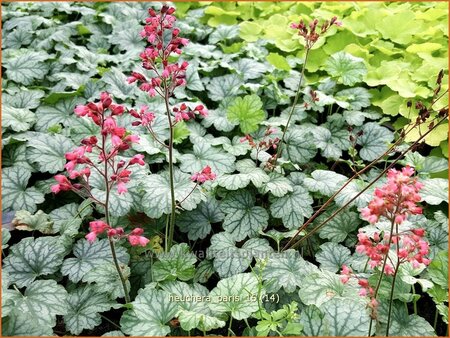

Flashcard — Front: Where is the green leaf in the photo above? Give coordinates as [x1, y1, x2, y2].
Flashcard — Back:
[3, 88, 44, 109]
[177, 197, 224, 240]
[317, 207, 360, 243]
[61, 239, 129, 283]
[12, 209, 54, 234]
[218, 159, 269, 190]
[35, 97, 81, 131]
[27, 132, 75, 173]
[64, 285, 117, 335]
[357, 123, 394, 161]
[335, 87, 372, 111]
[4, 51, 49, 85]
[270, 175, 313, 229]
[209, 273, 260, 320]
[49, 202, 92, 237]
[209, 232, 273, 278]
[378, 302, 436, 336]
[325, 52, 367, 86]
[2, 105, 36, 132]
[304, 170, 348, 196]
[3, 237, 65, 287]
[202, 97, 238, 132]
[2, 229, 11, 250]
[180, 142, 236, 174]
[260, 172, 293, 197]
[420, 179, 448, 205]
[321, 298, 370, 336]
[2, 166, 45, 213]
[209, 24, 239, 43]
[229, 58, 266, 81]
[152, 243, 197, 282]
[282, 128, 317, 164]
[207, 74, 244, 101]
[141, 169, 203, 219]
[227, 94, 265, 134]
[263, 250, 318, 293]
[102, 67, 138, 100]
[428, 250, 448, 289]
[220, 189, 269, 241]
[299, 305, 328, 336]
[194, 259, 215, 284]
[2, 310, 54, 336]
[316, 242, 352, 273]
[7, 279, 68, 327]
[120, 285, 178, 336]
[160, 281, 226, 332]
[267, 53, 291, 71]
[83, 263, 131, 299]
[299, 270, 357, 307]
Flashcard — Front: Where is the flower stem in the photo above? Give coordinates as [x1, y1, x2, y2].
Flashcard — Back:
[412, 284, 418, 315]
[386, 261, 401, 336]
[274, 48, 310, 167]
[102, 133, 130, 304]
[164, 85, 176, 252]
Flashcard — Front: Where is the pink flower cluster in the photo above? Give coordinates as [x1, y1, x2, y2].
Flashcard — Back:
[356, 229, 430, 274]
[173, 103, 208, 123]
[127, 5, 189, 97]
[85, 220, 149, 247]
[361, 166, 423, 225]
[191, 166, 216, 184]
[51, 92, 145, 196]
[340, 265, 379, 310]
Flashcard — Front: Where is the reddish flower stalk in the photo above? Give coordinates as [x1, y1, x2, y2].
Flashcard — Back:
[128, 5, 211, 251]
[51, 92, 150, 303]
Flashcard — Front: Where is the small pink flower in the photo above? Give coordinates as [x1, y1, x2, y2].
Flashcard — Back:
[191, 166, 216, 184]
[89, 220, 110, 234]
[128, 235, 150, 247]
[117, 182, 128, 194]
[130, 154, 145, 166]
[85, 232, 97, 243]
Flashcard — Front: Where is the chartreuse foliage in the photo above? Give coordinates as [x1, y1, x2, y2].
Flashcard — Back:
[1, 1, 448, 337]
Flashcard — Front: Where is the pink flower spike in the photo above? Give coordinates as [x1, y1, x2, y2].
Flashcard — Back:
[117, 182, 128, 195]
[131, 228, 144, 236]
[89, 220, 110, 234]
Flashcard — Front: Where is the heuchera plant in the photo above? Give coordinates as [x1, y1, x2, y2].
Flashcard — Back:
[340, 166, 430, 335]
[127, 5, 214, 251]
[51, 92, 149, 303]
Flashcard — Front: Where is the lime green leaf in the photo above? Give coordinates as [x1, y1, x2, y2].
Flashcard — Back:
[7, 279, 68, 327]
[142, 169, 203, 219]
[61, 239, 129, 283]
[202, 97, 238, 132]
[375, 11, 423, 44]
[2, 105, 36, 132]
[239, 21, 262, 42]
[209, 273, 260, 320]
[325, 52, 367, 86]
[27, 132, 75, 173]
[267, 53, 290, 71]
[177, 197, 224, 240]
[209, 232, 272, 277]
[220, 189, 269, 241]
[64, 285, 117, 335]
[227, 94, 265, 134]
[263, 250, 318, 293]
[152, 243, 197, 282]
[173, 121, 191, 144]
[120, 285, 178, 336]
[3, 236, 65, 287]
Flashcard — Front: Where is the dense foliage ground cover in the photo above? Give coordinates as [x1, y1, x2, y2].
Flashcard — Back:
[1, 1, 449, 337]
